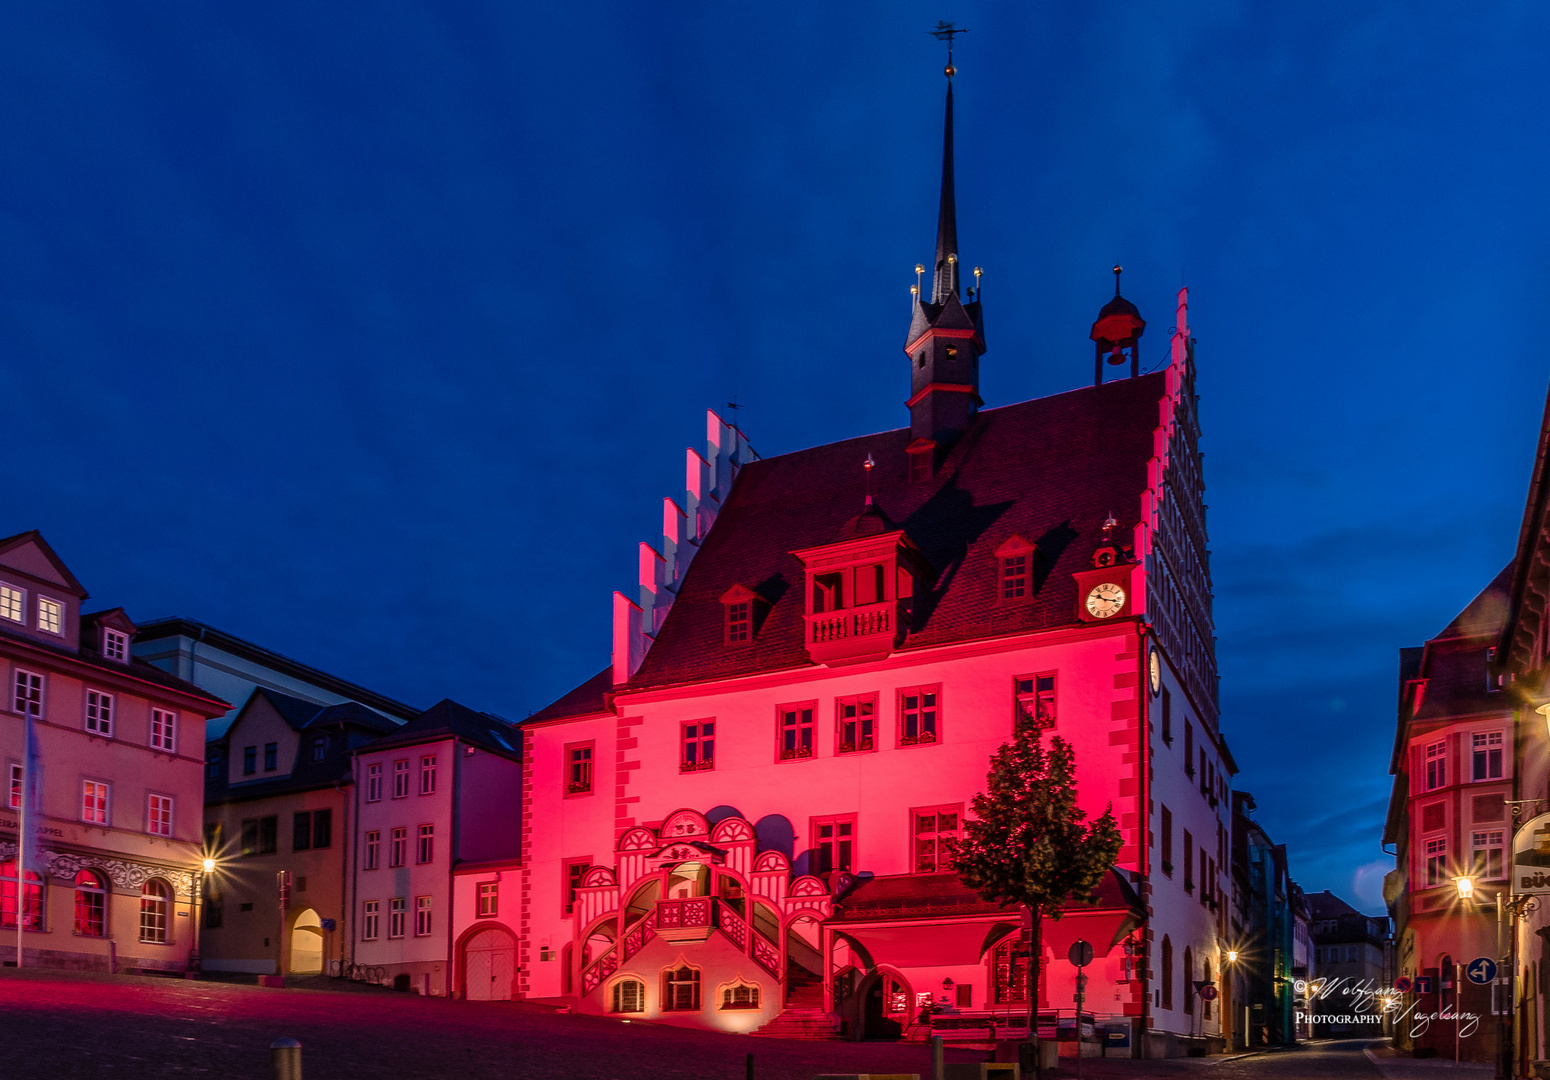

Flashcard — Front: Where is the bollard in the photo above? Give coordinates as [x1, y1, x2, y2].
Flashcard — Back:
[746, 1052, 754, 1080]
[931, 1034, 944, 1080]
[271, 1037, 302, 1080]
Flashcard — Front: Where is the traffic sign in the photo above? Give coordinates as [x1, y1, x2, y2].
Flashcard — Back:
[1414, 976, 1434, 994]
[1068, 939, 1094, 967]
[1394, 977, 1413, 993]
[1199, 984, 1219, 1001]
[1466, 957, 1498, 985]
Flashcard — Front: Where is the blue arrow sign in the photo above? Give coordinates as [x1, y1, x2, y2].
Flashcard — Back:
[1466, 957, 1498, 985]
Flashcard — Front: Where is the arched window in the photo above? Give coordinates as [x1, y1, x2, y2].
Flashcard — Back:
[1183, 946, 1195, 1015]
[74, 869, 108, 937]
[611, 978, 645, 1013]
[663, 965, 701, 1011]
[1160, 936, 1174, 1010]
[720, 981, 760, 1010]
[0, 859, 43, 931]
[140, 879, 170, 943]
[991, 937, 1029, 1004]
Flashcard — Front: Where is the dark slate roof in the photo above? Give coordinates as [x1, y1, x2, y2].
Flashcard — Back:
[1435, 563, 1514, 641]
[1307, 890, 1361, 920]
[208, 694, 404, 804]
[364, 698, 522, 759]
[529, 667, 612, 724]
[629, 375, 1166, 690]
[0, 623, 228, 711]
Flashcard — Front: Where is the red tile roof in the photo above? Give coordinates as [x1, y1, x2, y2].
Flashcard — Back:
[628, 374, 1166, 690]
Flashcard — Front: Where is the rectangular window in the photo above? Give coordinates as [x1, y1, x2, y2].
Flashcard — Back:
[1183, 830, 1194, 892]
[293, 812, 313, 852]
[0, 583, 22, 624]
[312, 808, 331, 849]
[1001, 553, 1030, 600]
[1422, 802, 1446, 832]
[2, 859, 44, 931]
[1160, 805, 1173, 875]
[899, 686, 940, 746]
[681, 721, 714, 772]
[1014, 674, 1056, 728]
[388, 897, 406, 939]
[390, 827, 407, 867]
[1425, 740, 1447, 790]
[813, 815, 856, 874]
[417, 824, 434, 864]
[1161, 686, 1172, 743]
[149, 709, 176, 753]
[258, 815, 277, 854]
[1426, 837, 1447, 886]
[103, 628, 129, 662]
[1487, 646, 1503, 692]
[913, 804, 963, 873]
[1473, 830, 1505, 879]
[478, 882, 499, 918]
[726, 601, 751, 644]
[82, 780, 110, 825]
[37, 597, 62, 635]
[85, 690, 113, 736]
[243, 746, 257, 775]
[148, 793, 174, 837]
[12, 670, 42, 719]
[564, 860, 591, 915]
[1472, 732, 1504, 781]
[365, 830, 381, 870]
[366, 763, 383, 802]
[1185, 722, 1194, 775]
[241, 818, 259, 857]
[393, 759, 410, 798]
[836, 695, 876, 753]
[778, 703, 816, 760]
[567, 743, 593, 794]
[418, 754, 437, 794]
[362, 900, 380, 940]
[311, 736, 327, 762]
[415, 895, 432, 937]
[263, 743, 278, 771]
[8, 762, 20, 810]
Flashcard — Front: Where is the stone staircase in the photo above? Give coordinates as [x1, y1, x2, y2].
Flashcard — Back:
[751, 966, 838, 1040]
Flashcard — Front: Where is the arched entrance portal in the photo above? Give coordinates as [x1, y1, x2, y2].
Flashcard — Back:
[289, 909, 324, 974]
[463, 927, 517, 1000]
[858, 969, 912, 1040]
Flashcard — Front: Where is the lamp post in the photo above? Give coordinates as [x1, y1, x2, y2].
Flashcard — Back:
[1456, 875, 1537, 1079]
[191, 855, 215, 971]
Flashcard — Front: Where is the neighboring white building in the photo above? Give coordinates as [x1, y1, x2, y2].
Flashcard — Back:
[351, 699, 522, 995]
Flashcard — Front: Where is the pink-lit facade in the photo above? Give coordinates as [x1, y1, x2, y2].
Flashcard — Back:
[517, 266, 1233, 1053]
[0, 531, 228, 973]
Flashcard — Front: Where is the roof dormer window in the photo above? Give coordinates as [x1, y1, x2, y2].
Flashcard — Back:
[995, 536, 1038, 603]
[37, 597, 62, 636]
[792, 516, 929, 665]
[102, 628, 128, 663]
[720, 584, 766, 646]
[0, 583, 23, 624]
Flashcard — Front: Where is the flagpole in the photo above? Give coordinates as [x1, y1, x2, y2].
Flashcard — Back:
[16, 712, 28, 969]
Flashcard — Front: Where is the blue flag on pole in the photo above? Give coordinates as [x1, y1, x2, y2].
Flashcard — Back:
[23, 711, 43, 869]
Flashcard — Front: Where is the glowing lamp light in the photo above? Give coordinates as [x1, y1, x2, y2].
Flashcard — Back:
[1227, 950, 1239, 964]
[1536, 701, 1550, 740]
[1455, 876, 1475, 900]
[202, 858, 216, 874]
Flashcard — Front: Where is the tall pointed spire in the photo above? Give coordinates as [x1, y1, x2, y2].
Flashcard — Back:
[932, 80, 959, 304]
[903, 23, 985, 460]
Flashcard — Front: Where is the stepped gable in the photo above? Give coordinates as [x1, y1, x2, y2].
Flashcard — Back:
[628, 372, 1165, 690]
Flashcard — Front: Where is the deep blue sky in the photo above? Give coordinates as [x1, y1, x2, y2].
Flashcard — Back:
[5, 3, 1547, 912]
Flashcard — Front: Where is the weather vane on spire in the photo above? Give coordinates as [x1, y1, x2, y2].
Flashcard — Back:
[929, 21, 967, 78]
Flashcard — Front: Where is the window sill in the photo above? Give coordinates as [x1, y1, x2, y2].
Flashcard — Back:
[680, 760, 715, 774]
[836, 743, 877, 755]
[777, 748, 816, 763]
[900, 733, 939, 748]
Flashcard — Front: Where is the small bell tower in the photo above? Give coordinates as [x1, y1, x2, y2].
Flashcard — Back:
[903, 24, 986, 471]
[1090, 266, 1146, 385]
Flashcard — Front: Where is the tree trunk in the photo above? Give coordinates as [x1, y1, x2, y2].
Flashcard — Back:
[1027, 904, 1043, 1080]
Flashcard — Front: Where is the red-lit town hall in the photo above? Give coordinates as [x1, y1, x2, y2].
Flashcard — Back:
[510, 71, 1234, 1055]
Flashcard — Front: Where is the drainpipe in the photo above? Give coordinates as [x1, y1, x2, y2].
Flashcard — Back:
[1136, 621, 1153, 1060]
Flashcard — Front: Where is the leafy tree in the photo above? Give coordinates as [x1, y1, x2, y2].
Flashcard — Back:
[953, 716, 1122, 1063]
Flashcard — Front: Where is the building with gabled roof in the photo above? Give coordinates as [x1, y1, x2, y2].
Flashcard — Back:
[0, 530, 229, 974]
[515, 66, 1229, 1057]
[199, 688, 400, 976]
[1385, 565, 1514, 1060]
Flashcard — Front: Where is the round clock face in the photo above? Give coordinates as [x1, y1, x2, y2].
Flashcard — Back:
[1085, 581, 1126, 619]
[1149, 650, 1162, 694]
